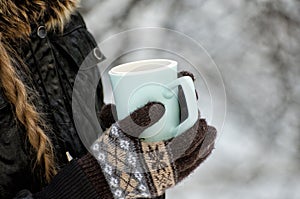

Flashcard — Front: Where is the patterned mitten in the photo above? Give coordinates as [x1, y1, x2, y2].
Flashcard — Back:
[92, 102, 216, 199]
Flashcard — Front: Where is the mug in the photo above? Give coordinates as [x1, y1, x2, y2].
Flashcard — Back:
[108, 59, 198, 142]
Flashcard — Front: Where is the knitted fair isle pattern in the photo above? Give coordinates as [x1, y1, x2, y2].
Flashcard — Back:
[91, 123, 176, 199]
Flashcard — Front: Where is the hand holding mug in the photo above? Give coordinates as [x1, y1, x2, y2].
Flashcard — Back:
[93, 102, 216, 198]
[92, 70, 217, 198]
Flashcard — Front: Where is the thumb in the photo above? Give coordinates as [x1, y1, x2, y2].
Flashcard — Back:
[118, 102, 165, 138]
[98, 104, 117, 130]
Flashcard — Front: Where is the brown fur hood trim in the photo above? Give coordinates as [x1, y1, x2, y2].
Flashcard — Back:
[0, 0, 80, 42]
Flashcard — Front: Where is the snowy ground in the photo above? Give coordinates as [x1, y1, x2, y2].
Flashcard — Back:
[80, 0, 300, 198]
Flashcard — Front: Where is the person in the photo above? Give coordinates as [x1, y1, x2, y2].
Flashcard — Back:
[0, 0, 216, 198]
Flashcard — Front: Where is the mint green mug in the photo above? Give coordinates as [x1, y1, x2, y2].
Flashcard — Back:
[108, 59, 198, 142]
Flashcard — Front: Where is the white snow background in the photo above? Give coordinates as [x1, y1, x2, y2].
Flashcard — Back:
[80, 1, 300, 198]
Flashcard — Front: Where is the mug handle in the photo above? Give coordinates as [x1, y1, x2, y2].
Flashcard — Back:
[166, 76, 198, 137]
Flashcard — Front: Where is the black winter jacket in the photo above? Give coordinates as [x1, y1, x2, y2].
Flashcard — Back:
[0, 2, 165, 198]
[0, 12, 105, 198]
[0, 9, 165, 199]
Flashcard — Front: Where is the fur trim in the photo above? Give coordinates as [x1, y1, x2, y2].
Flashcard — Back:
[0, 0, 80, 42]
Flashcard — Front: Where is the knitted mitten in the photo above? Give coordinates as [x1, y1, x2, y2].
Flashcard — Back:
[92, 87, 216, 198]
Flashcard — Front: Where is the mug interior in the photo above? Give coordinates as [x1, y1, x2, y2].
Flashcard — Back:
[110, 59, 176, 74]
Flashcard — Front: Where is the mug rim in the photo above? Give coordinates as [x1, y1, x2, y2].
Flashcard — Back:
[109, 59, 177, 76]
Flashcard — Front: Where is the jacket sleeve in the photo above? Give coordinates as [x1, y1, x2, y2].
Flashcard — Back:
[14, 154, 112, 199]
[14, 154, 166, 199]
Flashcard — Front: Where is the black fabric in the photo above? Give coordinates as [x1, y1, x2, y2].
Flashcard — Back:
[0, 12, 105, 198]
[13, 190, 33, 199]
[33, 160, 100, 199]
[13, 189, 33, 199]
[20, 12, 105, 161]
[77, 153, 114, 198]
[0, 95, 33, 198]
